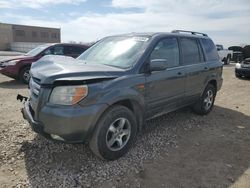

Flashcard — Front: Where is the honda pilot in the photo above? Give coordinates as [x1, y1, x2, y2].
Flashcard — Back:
[21, 30, 223, 160]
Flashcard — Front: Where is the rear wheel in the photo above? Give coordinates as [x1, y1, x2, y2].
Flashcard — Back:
[224, 55, 231, 65]
[19, 67, 31, 84]
[192, 84, 216, 115]
[89, 105, 137, 160]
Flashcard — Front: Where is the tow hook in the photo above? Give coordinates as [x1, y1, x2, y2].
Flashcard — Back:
[17, 94, 28, 102]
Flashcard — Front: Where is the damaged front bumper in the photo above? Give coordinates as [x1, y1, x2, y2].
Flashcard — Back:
[20, 94, 109, 143]
[17, 94, 28, 102]
[21, 99, 52, 140]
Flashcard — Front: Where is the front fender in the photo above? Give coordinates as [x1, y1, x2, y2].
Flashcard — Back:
[98, 87, 145, 108]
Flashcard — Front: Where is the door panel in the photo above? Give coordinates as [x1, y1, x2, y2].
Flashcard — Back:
[145, 67, 185, 118]
[179, 38, 208, 105]
[184, 63, 208, 103]
[144, 37, 185, 118]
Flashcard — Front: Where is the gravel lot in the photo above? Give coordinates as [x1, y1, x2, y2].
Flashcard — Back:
[0, 60, 250, 188]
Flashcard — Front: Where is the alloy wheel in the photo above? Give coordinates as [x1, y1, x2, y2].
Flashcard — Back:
[106, 118, 131, 151]
[204, 90, 214, 110]
[23, 70, 30, 83]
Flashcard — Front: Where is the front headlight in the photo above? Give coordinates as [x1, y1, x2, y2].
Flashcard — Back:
[2, 60, 19, 66]
[235, 63, 241, 69]
[49, 85, 88, 105]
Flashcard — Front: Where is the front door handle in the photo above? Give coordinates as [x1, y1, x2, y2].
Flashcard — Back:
[177, 72, 182, 75]
[204, 67, 208, 70]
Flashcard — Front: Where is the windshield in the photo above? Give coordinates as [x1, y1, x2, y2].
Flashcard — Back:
[78, 36, 149, 69]
[25, 45, 50, 56]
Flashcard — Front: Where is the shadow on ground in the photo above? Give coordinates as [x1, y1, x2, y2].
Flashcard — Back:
[237, 76, 250, 81]
[0, 79, 27, 89]
[20, 105, 250, 187]
[126, 106, 250, 188]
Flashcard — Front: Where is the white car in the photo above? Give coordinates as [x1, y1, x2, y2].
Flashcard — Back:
[216, 44, 233, 65]
[235, 58, 250, 78]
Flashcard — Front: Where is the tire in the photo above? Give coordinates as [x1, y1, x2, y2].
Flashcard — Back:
[89, 105, 137, 160]
[19, 67, 31, 84]
[192, 84, 216, 115]
[224, 55, 231, 65]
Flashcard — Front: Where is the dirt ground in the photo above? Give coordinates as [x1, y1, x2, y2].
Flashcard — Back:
[0, 62, 249, 188]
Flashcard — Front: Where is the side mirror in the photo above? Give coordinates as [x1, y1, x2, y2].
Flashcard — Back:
[150, 59, 168, 72]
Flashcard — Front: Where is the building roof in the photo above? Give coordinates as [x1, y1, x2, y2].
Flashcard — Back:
[0, 22, 60, 30]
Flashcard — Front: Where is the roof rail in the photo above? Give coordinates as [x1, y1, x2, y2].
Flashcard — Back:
[171, 30, 208, 37]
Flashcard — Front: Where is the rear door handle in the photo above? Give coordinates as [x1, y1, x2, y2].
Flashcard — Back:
[204, 67, 208, 70]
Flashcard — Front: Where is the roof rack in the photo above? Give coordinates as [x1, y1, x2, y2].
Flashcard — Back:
[171, 30, 208, 37]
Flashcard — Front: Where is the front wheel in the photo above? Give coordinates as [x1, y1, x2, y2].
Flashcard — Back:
[19, 67, 31, 84]
[192, 84, 216, 115]
[89, 105, 137, 160]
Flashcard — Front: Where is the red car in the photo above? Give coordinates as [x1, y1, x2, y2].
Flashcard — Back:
[0, 43, 89, 84]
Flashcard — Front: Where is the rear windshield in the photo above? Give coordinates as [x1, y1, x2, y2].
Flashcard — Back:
[78, 36, 149, 69]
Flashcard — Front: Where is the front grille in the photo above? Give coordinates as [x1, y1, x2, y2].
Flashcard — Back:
[29, 77, 41, 98]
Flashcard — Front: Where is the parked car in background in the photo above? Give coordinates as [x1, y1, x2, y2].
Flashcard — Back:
[235, 58, 250, 78]
[21, 30, 223, 160]
[216, 44, 233, 65]
[243, 45, 250, 59]
[0, 43, 89, 83]
[228, 46, 244, 63]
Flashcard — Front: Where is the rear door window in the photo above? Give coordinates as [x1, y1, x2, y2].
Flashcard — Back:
[44, 46, 64, 55]
[180, 38, 201, 65]
[150, 38, 180, 68]
[201, 39, 219, 61]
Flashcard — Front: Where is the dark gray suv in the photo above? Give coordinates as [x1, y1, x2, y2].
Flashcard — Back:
[22, 30, 223, 160]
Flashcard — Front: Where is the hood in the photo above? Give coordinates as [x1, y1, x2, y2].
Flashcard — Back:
[30, 55, 125, 84]
[0, 55, 34, 62]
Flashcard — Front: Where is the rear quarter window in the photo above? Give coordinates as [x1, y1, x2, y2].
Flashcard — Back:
[201, 39, 219, 61]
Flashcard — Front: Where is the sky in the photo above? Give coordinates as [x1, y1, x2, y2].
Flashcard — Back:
[0, 0, 250, 47]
